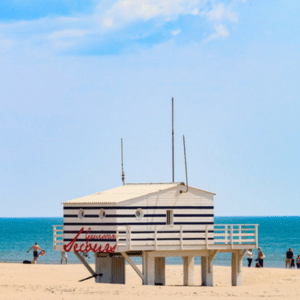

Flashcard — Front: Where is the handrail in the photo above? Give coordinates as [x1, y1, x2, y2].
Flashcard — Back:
[214, 224, 259, 226]
[53, 223, 258, 252]
[53, 225, 64, 250]
[116, 224, 258, 250]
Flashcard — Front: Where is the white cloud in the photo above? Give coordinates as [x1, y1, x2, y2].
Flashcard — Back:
[201, 2, 240, 43]
[0, 0, 244, 54]
[205, 24, 229, 42]
[98, 0, 203, 28]
[171, 29, 181, 36]
[206, 3, 238, 23]
[191, 8, 199, 15]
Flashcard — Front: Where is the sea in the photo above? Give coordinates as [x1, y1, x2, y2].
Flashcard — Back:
[0, 216, 299, 268]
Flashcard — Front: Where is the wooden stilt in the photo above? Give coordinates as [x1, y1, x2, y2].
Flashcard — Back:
[142, 251, 147, 285]
[231, 250, 246, 286]
[201, 256, 208, 286]
[145, 253, 155, 285]
[95, 255, 111, 283]
[182, 256, 194, 286]
[94, 254, 125, 284]
[201, 251, 217, 287]
[155, 257, 165, 285]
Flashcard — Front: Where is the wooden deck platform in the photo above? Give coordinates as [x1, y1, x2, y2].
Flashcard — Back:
[53, 223, 258, 287]
[53, 224, 258, 252]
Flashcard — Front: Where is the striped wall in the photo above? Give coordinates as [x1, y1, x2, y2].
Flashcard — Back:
[63, 186, 215, 251]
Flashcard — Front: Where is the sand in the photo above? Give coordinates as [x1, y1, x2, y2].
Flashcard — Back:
[0, 263, 299, 300]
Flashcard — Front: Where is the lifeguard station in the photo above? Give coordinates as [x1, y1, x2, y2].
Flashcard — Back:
[53, 98, 258, 286]
[53, 182, 258, 286]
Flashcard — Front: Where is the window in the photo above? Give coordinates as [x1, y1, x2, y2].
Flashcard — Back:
[166, 210, 173, 225]
[135, 208, 143, 219]
[78, 209, 84, 219]
[99, 209, 106, 219]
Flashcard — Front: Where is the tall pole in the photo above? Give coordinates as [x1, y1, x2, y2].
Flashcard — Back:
[121, 138, 125, 185]
[183, 135, 188, 191]
[172, 97, 175, 182]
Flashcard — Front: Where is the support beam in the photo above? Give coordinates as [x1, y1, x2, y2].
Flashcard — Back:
[74, 252, 103, 282]
[145, 253, 155, 285]
[239, 249, 247, 259]
[201, 256, 209, 286]
[155, 257, 165, 285]
[74, 252, 97, 277]
[182, 256, 194, 286]
[95, 254, 125, 284]
[208, 250, 218, 273]
[201, 251, 218, 287]
[121, 252, 144, 281]
[231, 250, 245, 286]
[142, 251, 147, 285]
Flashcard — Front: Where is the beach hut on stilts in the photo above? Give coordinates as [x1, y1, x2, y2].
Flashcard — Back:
[53, 98, 258, 286]
[53, 183, 258, 286]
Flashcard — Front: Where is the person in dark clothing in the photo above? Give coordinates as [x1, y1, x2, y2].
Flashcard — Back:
[286, 248, 293, 268]
[257, 247, 265, 267]
[27, 242, 44, 264]
[291, 257, 295, 268]
[296, 255, 300, 269]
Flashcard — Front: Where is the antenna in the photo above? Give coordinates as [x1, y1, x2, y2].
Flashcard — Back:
[121, 138, 125, 185]
[172, 97, 175, 182]
[182, 135, 188, 192]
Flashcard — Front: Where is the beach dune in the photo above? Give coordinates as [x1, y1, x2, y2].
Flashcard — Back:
[1, 263, 299, 299]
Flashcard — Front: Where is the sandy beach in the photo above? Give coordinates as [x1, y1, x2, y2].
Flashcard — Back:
[1, 263, 299, 300]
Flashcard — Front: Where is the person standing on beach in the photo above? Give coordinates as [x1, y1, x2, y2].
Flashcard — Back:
[291, 256, 295, 269]
[286, 248, 293, 268]
[296, 255, 300, 269]
[27, 242, 44, 264]
[61, 251, 68, 264]
[247, 249, 254, 267]
[257, 247, 265, 267]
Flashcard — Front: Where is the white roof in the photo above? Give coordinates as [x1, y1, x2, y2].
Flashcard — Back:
[63, 183, 180, 205]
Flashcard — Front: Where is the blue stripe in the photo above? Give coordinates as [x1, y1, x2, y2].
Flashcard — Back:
[64, 206, 214, 210]
[64, 222, 214, 226]
[63, 213, 214, 218]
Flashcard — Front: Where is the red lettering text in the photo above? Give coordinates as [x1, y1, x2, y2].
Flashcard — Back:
[64, 227, 116, 253]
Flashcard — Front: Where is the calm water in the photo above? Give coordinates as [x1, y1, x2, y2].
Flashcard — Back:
[0, 216, 299, 268]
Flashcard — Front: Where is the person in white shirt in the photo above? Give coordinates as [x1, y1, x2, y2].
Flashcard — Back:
[247, 249, 254, 267]
[61, 251, 68, 264]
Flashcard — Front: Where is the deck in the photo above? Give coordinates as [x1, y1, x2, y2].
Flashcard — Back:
[53, 224, 258, 252]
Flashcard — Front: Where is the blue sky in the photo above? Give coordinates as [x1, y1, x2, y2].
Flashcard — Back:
[1, 0, 300, 217]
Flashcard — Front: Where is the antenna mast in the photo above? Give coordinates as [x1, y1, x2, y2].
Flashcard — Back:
[183, 135, 188, 192]
[121, 138, 125, 185]
[172, 97, 175, 182]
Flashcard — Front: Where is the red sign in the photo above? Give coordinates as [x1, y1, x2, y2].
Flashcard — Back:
[64, 227, 117, 253]
[85, 227, 116, 240]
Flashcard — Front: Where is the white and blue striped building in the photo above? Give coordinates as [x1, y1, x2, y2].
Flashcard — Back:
[53, 182, 258, 286]
[62, 182, 215, 251]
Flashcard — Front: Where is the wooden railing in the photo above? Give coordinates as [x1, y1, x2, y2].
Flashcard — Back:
[116, 224, 258, 250]
[52, 225, 64, 251]
[53, 224, 258, 252]
[213, 224, 258, 247]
